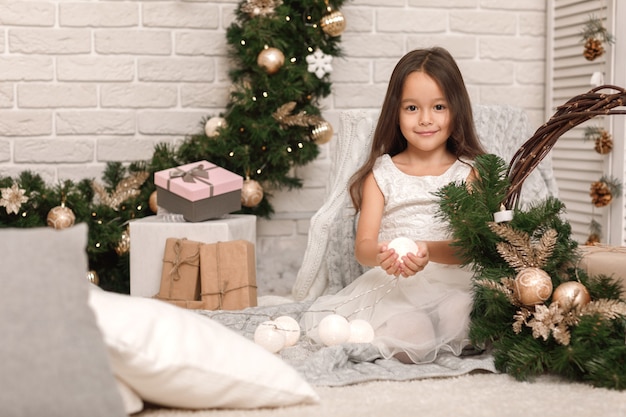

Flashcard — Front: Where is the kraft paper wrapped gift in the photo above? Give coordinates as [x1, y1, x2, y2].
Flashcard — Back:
[159, 299, 206, 310]
[578, 244, 626, 287]
[129, 214, 256, 298]
[200, 240, 257, 310]
[157, 237, 203, 302]
[154, 160, 243, 222]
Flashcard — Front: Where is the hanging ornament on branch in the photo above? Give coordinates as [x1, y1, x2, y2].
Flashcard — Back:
[115, 225, 131, 256]
[204, 116, 227, 138]
[91, 171, 149, 211]
[551, 281, 591, 309]
[241, 177, 264, 208]
[0, 182, 28, 215]
[581, 15, 614, 61]
[272, 101, 334, 144]
[320, 0, 346, 37]
[583, 125, 613, 154]
[257, 46, 285, 75]
[240, 0, 282, 18]
[478, 224, 623, 347]
[47, 198, 75, 230]
[149, 190, 158, 213]
[306, 48, 333, 79]
[272, 101, 320, 128]
[229, 79, 253, 105]
[589, 175, 622, 208]
[310, 118, 334, 144]
[86, 270, 99, 286]
[485, 222, 557, 306]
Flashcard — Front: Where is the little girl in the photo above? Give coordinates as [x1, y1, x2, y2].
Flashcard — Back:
[303, 47, 486, 364]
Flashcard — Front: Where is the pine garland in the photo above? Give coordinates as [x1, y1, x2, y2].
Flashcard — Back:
[436, 89, 626, 388]
[439, 157, 626, 388]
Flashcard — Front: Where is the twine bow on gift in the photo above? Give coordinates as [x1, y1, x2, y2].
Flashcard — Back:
[202, 281, 257, 310]
[166, 238, 200, 298]
[169, 164, 210, 183]
[201, 242, 257, 310]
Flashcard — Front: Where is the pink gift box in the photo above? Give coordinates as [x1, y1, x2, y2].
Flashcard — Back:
[155, 161, 242, 201]
[154, 161, 243, 222]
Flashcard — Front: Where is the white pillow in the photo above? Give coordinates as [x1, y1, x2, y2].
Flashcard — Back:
[114, 377, 143, 415]
[88, 287, 319, 410]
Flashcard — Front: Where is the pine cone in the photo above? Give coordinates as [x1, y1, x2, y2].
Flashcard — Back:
[585, 233, 601, 246]
[590, 181, 612, 207]
[594, 130, 613, 154]
[583, 37, 604, 61]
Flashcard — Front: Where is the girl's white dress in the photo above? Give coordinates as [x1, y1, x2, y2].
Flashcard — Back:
[303, 154, 475, 363]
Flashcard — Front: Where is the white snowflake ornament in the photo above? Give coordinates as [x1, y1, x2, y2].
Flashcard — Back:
[0, 183, 28, 215]
[306, 48, 333, 79]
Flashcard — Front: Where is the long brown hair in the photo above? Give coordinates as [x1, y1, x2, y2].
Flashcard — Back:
[349, 47, 485, 212]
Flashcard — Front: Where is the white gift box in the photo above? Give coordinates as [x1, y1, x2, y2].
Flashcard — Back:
[129, 214, 256, 297]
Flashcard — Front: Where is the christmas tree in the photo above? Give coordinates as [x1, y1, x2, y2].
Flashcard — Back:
[0, 0, 347, 292]
[178, 0, 346, 217]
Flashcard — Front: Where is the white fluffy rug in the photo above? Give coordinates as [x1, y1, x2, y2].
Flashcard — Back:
[136, 372, 626, 417]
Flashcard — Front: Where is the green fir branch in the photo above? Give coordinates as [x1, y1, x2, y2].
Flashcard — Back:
[438, 151, 626, 390]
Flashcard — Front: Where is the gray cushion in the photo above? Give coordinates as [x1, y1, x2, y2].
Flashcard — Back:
[0, 224, 126, 417]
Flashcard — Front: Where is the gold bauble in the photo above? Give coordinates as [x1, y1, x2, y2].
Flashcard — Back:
[514, 267, 553, 306]
[86, 270, 99, 286]
[204, 116, 227, 138]
[115, 227, 131, 256]
[311, 119, 334, 144]
[241, 178, 264, 208]
[149, 190, 158, 213]
[47, 203, 76, 230]
[552, 281, 591, 308]
[257, 47, 285, 75]
[320, 9, 346, 37]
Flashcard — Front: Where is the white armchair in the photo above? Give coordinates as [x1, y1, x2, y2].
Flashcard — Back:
[292, 105, 559, 301]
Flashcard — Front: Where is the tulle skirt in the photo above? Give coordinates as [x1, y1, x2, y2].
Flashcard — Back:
[301, 263, 474, 364]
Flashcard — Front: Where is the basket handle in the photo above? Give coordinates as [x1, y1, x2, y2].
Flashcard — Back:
[504, 85, 626, 209]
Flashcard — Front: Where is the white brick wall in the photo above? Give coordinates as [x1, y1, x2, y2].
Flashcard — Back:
[0, 0, 547, 296]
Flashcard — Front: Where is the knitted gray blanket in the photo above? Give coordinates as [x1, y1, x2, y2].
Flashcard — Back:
[198, 302, 496, 387]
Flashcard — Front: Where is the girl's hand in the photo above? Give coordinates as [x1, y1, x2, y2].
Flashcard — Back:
[376, 242, 403, 276]
[398, 241, 429, 277]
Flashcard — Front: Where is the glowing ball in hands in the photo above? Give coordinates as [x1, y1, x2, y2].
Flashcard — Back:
[388, 237, 419, 260]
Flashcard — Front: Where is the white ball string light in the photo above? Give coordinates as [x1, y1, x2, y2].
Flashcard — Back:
[304, 275, 400, 347]
[220, 237, 420, 350]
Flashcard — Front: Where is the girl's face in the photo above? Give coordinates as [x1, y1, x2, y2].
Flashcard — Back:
[398, 71, 451, 155]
